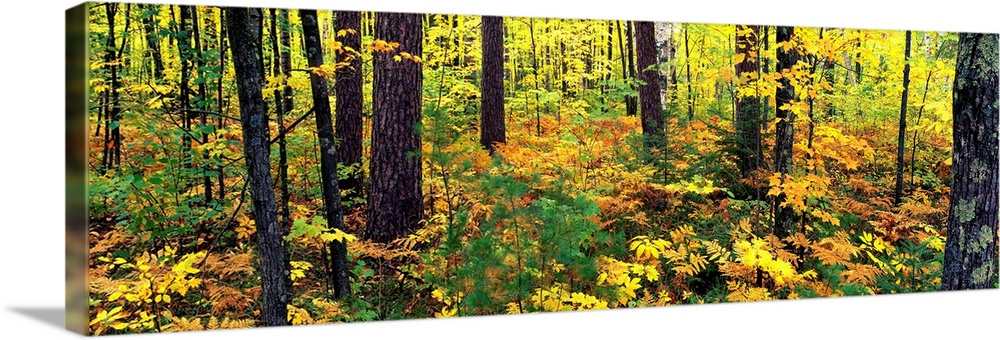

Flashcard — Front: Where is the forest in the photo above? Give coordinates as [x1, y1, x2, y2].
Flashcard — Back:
[83, 2, 999, 334]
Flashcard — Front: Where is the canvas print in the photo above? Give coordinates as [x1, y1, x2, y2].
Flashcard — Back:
[72, 1, 999, 335]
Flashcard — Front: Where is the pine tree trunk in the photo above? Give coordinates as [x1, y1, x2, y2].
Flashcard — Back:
[335, 10, 364, 203]
[635, 21, 663, 150]
[224, 6, 289, 326]
[941, 33, 999, 291]
[368, 12, 424, 244]
[480, 15, 506, 153]
[772, 26, 799, 240]
[301, 9, 352, 299]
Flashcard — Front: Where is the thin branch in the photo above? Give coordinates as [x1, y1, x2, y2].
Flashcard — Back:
[221, 107, 317, 168]
[198, 176, 250, 274]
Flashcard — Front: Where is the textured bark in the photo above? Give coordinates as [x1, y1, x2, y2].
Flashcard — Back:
[529, 18, 541, 135]
[941, 33, 999, 291]
[735, 25, 763, 180]
[635, 21, 663, 149]
[141, 4, 164, 79]
[842, 29, 855, 86]
[625, 21, 638, 117]
[225, 7, 289, 326]
[654, 22, 676, 104]
[216, 8, 227, 200]
[301, 9, 351, 299]
[270, 8, 290, 233]
[179, 6, 193, 170]
[368, 12, 424, 243]
[335, 10, 364, 202]
[604, 20, 613, 99]
[772, 26, 799, 240]
[684, 25, 694, 121]
[480, 15, 506, 153]
[193, 7, 213, 203]
[894, 31, 912, 206]
[101, 3, 120, 174]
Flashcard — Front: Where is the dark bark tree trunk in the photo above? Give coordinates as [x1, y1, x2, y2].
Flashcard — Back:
[368, 12, 424, 243]
[249, 9, 265, 87]
[761, 26, 770, 124]
[100, 3, 119, 174]
[604, 20, 613, 101]
[772, 26, 799, 240]
[193, 7, 213, 203]
[635, 21, 664, 150]
[335, 10, 364, 203]
[684, 25, 694, 121]
[941, 33, 999, 291]
[480, 15, 506, 154]
[894, 31, 912, 206]
[625, 20, 638, 117]
[141, 4, 164, 79]
[269, 8, 291, 234]
[118, 4, 132, 78]
[179, 6, 193, 170]
[529, 18, 542, 135]
[216, 8, 227, 200]
[735, 25, 763, 180]
[224, 6, 289, 327]
[616, 21, 627, 112]
[301, 9, 352, 299]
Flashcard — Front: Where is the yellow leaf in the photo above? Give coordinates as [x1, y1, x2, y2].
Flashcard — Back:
[734, 53, 746, 65]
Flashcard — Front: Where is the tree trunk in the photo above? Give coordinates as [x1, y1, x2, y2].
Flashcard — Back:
[368, 12, 424, 243]
[480, 15, 506, 153]
[216, 8, 227, 201]
[269, 9, 291, 234]
[894, 31, 912, 206]
[224, 6, 289, 326]
[179, 6, 193, 170]
[604, 20, 613, 101]
[529, 18, 541, 135]
[193, 7, 213, 204]
[772, 26, 799, 240]
[941, 33, 999, 291]
[655, 22, 675, 105]
[842, 29, 855, 87]
[101, 3, 119, 174]
[684, 25, 694, 121]
[635, 21, 664, 150]
[335, 11, 364, 203]
[625, 21, 638, 117]
[141, 4, 164, 79]
[301, 9, 352, 299]
[735, 25, 763, 180]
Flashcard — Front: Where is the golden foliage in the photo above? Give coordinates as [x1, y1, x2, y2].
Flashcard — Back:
[205, 281, 251, 314]
[810, 231, 860, 266]
[202, 251, 255, 281]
